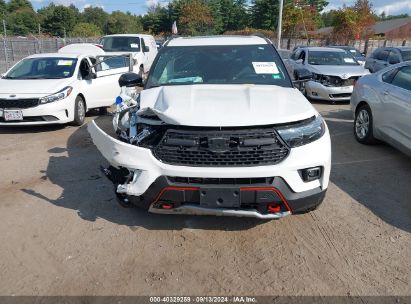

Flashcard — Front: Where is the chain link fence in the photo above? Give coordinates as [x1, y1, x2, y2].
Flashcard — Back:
[1, 36, 411, 74]
[0, 37, 99, 73]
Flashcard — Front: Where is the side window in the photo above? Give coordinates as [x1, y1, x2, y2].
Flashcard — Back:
[95, 56, 128, 71]
[377, 49, 389, 61]
[382, 68, 398, 83]
[371, 49, 380, 59]
[388, 51, 400, 64]
[391, 66, 411, 91]
[78, 59, 90, 79]
[291, 49, 301, 61]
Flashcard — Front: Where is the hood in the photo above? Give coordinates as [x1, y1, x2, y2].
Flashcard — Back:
[139, 84, 317, 127]
[0, 78, 74, 96]
[309, 64, 369, 78]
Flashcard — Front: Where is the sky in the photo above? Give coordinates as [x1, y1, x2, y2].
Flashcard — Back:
[29, 0, 411, 16]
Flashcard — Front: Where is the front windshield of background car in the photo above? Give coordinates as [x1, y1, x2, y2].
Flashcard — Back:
[308, 50, 359, 66]
[347, 48, 363, 57]
[100, 36, 140, 52]
[4, 57, 77, 79]
[400, 50, 411, 61]
[146, 45, 292, 88]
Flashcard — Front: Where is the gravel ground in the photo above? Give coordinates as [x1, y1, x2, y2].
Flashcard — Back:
[0, 102, 410, 297]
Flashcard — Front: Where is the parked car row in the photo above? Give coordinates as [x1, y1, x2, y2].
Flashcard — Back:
[0, 35, 409, 220]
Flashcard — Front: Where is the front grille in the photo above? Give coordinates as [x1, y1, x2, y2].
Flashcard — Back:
[0, 98, 39, 109]
[329, 93, 352, 98]
[167, 176, 275, 185]
[153, 127, 289, 167]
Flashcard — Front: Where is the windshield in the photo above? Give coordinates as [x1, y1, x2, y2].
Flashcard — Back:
[5, 57, 77, 79]
[308, 51, 359, 66]
[146, 45, 292, 89]
[100, 36, 140, 52]
[401, 50, 411, 61]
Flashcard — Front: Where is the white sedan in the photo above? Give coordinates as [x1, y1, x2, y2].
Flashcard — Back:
[0, 51, 129, 126]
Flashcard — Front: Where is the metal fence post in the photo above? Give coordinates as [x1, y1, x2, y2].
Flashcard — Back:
[3, 38, 8, 70]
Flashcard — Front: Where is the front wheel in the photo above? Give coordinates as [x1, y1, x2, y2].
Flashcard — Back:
[354, 104, 377, 144]
[71, 96, 86, 126]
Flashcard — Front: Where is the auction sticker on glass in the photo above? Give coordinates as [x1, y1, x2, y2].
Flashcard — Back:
[252, 62, 279, 74]
[4, 110, 23, 121]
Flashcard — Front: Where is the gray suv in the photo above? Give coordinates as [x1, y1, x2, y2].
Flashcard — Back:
[365, 47, 411, 73]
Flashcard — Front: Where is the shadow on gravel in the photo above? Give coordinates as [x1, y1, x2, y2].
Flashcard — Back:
[20, 122, 265, 231]
[18, 108, 411, 232]
[323, 110, 411, 233]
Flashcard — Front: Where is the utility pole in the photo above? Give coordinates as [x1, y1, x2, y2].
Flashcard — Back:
[2, 19, 8, 69]
[277, 0, 283, 49]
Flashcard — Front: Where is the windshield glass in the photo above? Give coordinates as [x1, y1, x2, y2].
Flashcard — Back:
[5, 57, 77, 79]
[401, 50, 411, 61]
[100, 36, 140, 52]
[146, 45, 291, 89]
[308, 51, 359, 66]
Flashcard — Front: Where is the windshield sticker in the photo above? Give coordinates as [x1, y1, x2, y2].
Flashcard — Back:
[57, 60, 73, 66]
[344, 58, 355, 63]
[130, 43, 139, 48]
[272, 74, 282, 79]
[252, 62, 279, 74]
[63, 71, 70, 76]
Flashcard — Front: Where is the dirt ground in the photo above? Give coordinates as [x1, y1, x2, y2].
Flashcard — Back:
[0, 102, 410, 297]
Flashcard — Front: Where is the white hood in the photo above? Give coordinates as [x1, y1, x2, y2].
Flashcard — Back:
[0, 78, 74, 96]
[139, 84, 317, 127]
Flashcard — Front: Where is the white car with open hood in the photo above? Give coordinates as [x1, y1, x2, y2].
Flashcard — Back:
[0, 44, 130, 126]
[286, 47, 369, 102]
[88, 36, 332, 219]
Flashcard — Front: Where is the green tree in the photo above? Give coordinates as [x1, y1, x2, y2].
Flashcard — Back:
[142, 4, 171, 34]
[6, 7, 38, 35]
[107, 11, 143, 34]
[39, 4, 79, 37]
[250, 0, 279, 30]
[331, 7, 357, 43]
[353, 0, 375, 38]
[80, 6, 108, 33]
[71, 22, 102, 37]
[0, 0, 6, 17]
[7, 0, 32, 12]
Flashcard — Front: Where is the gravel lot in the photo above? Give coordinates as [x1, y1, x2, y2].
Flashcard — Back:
[0, 102, 410, 296]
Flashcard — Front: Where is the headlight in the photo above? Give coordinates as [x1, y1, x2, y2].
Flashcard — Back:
[277, 115, 326, 148]
[40, 86, 73, 104]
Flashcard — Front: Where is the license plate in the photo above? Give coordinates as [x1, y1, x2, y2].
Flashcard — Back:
[4, 110, 23, 121]
[200, 188, 241, 208]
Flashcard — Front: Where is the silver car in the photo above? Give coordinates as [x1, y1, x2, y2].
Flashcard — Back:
[286, 47, 369, 102]
[351, 61, 411, 157]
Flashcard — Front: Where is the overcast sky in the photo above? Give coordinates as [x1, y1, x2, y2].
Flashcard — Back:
[30, 0, 411, 16]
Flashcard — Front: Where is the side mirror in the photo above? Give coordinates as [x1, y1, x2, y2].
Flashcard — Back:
[295, 59, 304, 64]
[294, 68, 313, 81]
[119, 72, 143, 88]
[143, 46, 150, 53]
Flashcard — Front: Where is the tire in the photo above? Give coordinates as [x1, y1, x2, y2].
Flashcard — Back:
[354, 104, 377, 144]
[139, 65, 144, 78]
[71, 95, 86, 126]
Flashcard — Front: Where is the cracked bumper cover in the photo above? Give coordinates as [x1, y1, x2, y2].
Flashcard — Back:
[88, 120, 331, 216]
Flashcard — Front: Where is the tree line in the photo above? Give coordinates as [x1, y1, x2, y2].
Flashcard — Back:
[0, 0, 409, 39]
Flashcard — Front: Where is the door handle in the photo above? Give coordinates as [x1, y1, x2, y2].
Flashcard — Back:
[383, 90, 389, 95]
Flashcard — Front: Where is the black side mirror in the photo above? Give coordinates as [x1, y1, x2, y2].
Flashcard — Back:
[143, 46, 150, 53]
[84, 70, 96, 80]
[294, 68, 313, 81]
[119, 72, 143, 87]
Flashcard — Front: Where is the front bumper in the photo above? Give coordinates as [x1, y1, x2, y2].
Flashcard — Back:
[305, 81, 354, 101]
[88, 118, 331, 218]
[0, 97, 74, 126]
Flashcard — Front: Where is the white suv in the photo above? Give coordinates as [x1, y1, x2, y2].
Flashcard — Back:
[89, 36, 331, 219]
[99, 34, 158, 76]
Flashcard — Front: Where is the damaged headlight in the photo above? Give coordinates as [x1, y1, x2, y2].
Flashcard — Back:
[277, 115, 326, 148]
[40, 86, 73, 104]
